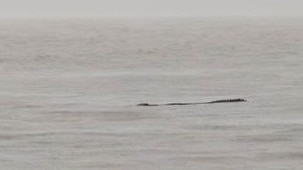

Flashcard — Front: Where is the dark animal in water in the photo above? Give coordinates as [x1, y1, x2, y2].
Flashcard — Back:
[203, 98, 246, 104]
[137, 98, 247, 106]
[137, 103, 159, 106]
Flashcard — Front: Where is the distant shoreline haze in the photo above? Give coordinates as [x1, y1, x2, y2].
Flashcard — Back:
[0, 0, 303, 18]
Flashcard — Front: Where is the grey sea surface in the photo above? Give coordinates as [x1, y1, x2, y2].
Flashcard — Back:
[1, 17, 303, 170]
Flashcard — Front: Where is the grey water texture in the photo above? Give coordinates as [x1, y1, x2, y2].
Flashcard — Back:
[1, 17, 303, 170]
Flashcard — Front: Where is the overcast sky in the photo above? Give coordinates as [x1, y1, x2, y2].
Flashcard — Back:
[0, 0, 303, 18]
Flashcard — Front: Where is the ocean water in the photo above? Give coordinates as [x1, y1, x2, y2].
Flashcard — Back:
[0, 17, 303, 170]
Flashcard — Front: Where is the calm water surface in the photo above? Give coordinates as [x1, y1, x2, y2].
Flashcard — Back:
[0, 18, 303, 170]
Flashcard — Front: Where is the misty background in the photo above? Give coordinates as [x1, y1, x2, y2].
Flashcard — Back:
[1, 0, 303, 169]
[0, 0, 303, 18]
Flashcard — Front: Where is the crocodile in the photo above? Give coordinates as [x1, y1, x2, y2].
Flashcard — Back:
[137, 98, 247, 106]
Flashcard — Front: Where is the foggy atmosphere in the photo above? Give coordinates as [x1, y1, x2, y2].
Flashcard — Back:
[1, 0, 303, 169]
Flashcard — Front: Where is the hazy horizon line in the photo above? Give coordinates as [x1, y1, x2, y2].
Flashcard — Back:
[1, 14, 303, 20]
